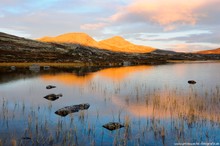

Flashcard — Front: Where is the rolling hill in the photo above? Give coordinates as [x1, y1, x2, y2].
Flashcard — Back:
[98, 36, 155, 53]
[38, 33, 99, 48]
[197, 48, 220, 54]
[38, 33, 155, 53]
[0, 32, 166, 64]
[1, 32, 220, 63]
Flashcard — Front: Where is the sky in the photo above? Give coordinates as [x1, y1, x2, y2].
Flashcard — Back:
[0, 0, 219, 52]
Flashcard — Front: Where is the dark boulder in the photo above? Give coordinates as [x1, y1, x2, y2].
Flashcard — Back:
[46, 85, 56, 89]
[102, 122, 124, 131]
[21, 137, 31, 140]
[10, 66, 16, 70]
[44, 93, 62, 101]
[188, 80, 196, 84]
[55, 103, 90, 117]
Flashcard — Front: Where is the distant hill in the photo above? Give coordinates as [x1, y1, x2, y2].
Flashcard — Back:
[1, 32, 220, 63]
[99, 36, 155, 53]
[38, 33, 155, 53]
[0, 32, 166, 64]
[38, 32, 99, 48]
[197, 48, 220, 54]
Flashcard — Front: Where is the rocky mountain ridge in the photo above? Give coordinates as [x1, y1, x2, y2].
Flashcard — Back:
[39, 33, 99, 48]
[1, 32, 220, 64]
[38, 33, 155, 53]
[0, 32, 164, 64]
[197, 48, 220, 54]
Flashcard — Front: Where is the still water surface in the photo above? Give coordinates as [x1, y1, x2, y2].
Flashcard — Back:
[0, 62, 220, 145]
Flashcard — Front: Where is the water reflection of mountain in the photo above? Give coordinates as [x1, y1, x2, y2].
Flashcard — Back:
[96, 66, 152, 81]
[0, 65, 153, 84]
[40, 66, 153, 85]
[0, 66, 113, 84]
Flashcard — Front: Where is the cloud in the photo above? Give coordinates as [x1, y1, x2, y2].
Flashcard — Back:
[173, 32, 220, 44]
[0, 14, 4, 18]
[168, 43, 218, 52]
[0, 0, 219, 52]
[0, 27, 31, 37]
[154, 27, 220, 44]
[80, 22, 107, 30]
[128, 30, 211, 42]
[105, 0, 220, 31]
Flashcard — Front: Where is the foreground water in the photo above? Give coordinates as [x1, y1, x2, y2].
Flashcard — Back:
[0, 62, 220, 146]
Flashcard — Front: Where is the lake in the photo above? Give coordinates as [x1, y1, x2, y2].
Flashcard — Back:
[0, 62, 220, 146]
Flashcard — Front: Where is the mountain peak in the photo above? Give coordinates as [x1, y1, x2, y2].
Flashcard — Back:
[38, 32, 98, 47]
[110, 36, 126, 41]
[38, 32, 155, 53]
[99, 36, 131, 47]
[57, 32, 91, 38]
[99, 36, 155, 53]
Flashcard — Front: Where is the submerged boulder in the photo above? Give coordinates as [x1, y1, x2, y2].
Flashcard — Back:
[44, 94, 62, 101]
[29, 64, 40, 72]
[46, 85, 56, 89]
[188, 80, 196, 84]
[102, 122, 124, 131]
[21, 137, 31, 140]
[43, 66, 50, 70]
[10, 66, 16, 70]
[55, 103, 90, 117]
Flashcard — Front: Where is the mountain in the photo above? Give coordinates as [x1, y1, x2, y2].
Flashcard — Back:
[99, 36, 155, 53]
[197, 48, 220, 54]
[0, 32, 167, 64]
[1, 32, 220, 63]
[38, 32, 99, 48]
[38, 33, 155, 53]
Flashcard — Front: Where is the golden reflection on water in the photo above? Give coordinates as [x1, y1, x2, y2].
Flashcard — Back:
[40, 65, 220, 123]
[1, 63, 220, 145]
[40, 65, 153, 84]
[41, 73, 94, 85]
[112, 87, 220, 123]
[96, 66, 152, 81]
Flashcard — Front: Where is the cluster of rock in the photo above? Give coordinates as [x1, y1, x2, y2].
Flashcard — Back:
[44, 93, 62, 101]
[102, 122, 125, 131]
[188, 80, 196, 84]
[55, 103, 90, 117]
[43, 84, 124, 131]
[43, 84, 90, 117]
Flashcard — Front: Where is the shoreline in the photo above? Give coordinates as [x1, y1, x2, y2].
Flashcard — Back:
[0, 60, 220, 68]
[167, 60, 220, 63]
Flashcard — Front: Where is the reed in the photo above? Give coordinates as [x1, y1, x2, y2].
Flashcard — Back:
[1, 73, 220, 145]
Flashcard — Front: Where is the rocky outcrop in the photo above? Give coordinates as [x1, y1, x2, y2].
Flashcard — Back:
[44, 94, 62, 101]
[55, 103, 90, 117]
[102, 122, 124, 131]
[46, 85, 56, 89]
[188, 80, 196, 84]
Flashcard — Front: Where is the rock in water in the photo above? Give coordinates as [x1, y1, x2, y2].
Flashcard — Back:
[10, 66, 16, 70]
[29, 64, 40, 72]
[44, 94, 62, 101]
[102, 122, 124, 131]
[21, 137, 31, 140]
[46, 85, 56, 89]
[55, 103, 90, 117]
[188, 80, 196, 84]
